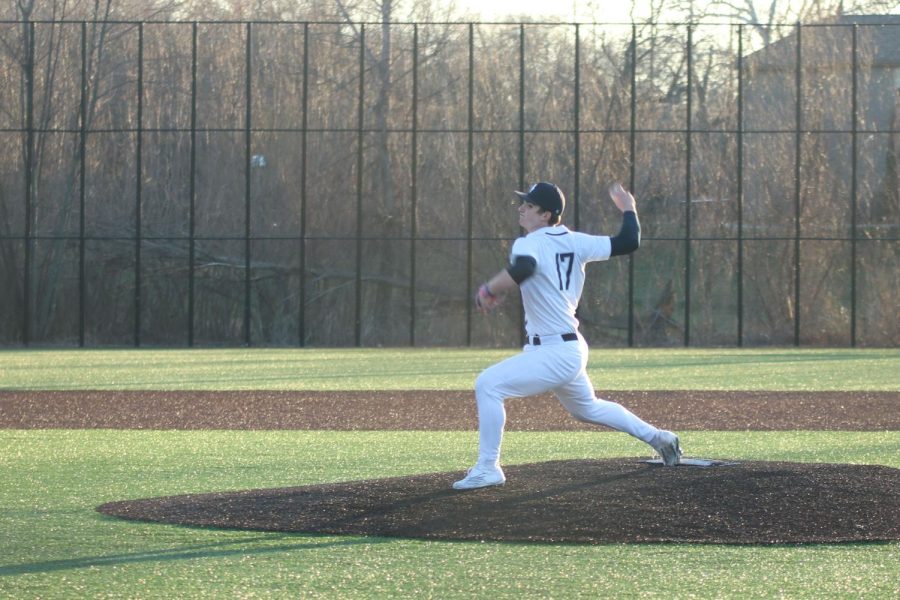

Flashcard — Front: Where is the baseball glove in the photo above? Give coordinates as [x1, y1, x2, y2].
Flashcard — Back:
[475, 283, 503, 314]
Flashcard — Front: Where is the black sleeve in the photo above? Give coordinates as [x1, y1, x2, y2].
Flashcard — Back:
[506, 255, 537, 284]
[610, 211, 641, 257]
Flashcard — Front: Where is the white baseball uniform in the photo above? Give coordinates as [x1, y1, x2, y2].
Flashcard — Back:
[473, 224, 661, 468]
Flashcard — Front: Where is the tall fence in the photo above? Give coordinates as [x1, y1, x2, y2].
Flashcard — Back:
[0, 19, 897, 347]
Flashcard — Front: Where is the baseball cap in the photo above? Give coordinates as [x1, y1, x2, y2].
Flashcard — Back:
[514, 182, 565, 218]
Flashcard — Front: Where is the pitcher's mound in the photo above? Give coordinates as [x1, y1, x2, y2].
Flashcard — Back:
[98, 459, 900, 544]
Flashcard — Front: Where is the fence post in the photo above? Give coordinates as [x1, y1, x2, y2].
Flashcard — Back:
[135, 22, 144, 347]
[23, 20, 34, 346]
[244, 21, 253, 346]
[189, 22, 198, 347]
[299, 22, 309, 346]
[518, 23, 526, 346]
[355, 23, 365, 347]
[684, 23, 693, 347]
[850, 24, 858, 347]
[628, 23, 637, 347]
[466, 23, 474, 346]
[573, 23, 580, 231]
[518, 24, 525, 190]
[736, 24, 744, 347]
[79, 21, 88, 347]
[793, 21, 802, 346]
[410, 24, 419, 347]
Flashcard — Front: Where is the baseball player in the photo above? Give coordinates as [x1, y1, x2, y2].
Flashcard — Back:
[453, 181, 681, 490]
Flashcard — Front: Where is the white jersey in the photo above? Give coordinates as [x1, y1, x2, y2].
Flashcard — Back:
[510, 225, 612, 337]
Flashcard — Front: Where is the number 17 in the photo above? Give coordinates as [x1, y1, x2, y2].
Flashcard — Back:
[556, 252, 574, 290]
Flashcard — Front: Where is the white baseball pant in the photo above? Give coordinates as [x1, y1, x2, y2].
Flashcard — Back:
[473, 333, 660, 468]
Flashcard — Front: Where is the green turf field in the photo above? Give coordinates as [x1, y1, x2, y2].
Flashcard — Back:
[1, 347, 897, 391]
[1, 348, 898, 598]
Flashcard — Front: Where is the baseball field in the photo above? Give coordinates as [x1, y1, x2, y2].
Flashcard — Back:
[1, 347, 898, 597]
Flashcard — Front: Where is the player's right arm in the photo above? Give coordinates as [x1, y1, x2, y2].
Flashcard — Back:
[610, 211, 640, 256]
[608, 183, 640, 257]
[609, 182, 637, 213]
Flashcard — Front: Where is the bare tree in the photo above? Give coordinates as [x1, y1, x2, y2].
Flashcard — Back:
[1, 1, 895, 346]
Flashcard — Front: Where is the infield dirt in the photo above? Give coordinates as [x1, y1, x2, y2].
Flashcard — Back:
[3, 389, 898, 544]
[2, 389, 897, 430]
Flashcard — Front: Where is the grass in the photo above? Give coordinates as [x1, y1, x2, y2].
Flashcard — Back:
[1, 347, 898, 391]
[1, 430, 898, 599]
[0, 348, 898, 598]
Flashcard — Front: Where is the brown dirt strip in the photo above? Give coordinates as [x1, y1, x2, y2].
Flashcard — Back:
[2, 390, 897, 430]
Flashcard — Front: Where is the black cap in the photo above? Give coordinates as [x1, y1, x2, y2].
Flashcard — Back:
[514, 182, 565, 218]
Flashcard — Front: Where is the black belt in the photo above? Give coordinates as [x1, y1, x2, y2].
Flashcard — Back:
[531, 333, 578, 345]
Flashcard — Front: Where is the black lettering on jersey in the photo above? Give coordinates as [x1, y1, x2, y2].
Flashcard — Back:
[555, 252, 574, 290]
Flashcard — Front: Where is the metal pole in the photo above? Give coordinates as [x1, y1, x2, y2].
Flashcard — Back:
[518, 24, 526, 346]
[793, 22, 802, 346]
[355, 23, 365, 347]
[850, 25, 858, 347]
[518, 24, 525, 189]
[684, 24, 693, 347]
[79, 21, 87, 346]
[23, 20, 34, 345]
[410, 24, 418, 347]
[465, 23, 474, 346]
[299, 22, 309, 346]
[188, 22, 197, 347]
[573, 23, 580, 231]
[244, 21, 253, 346]
[628, 24, 637, 347]
[134, 22, 144, 347]
[736, 25, 744, 347]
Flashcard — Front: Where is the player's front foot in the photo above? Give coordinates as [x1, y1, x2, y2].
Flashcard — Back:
[452, 464, 506, 490]
[651, 430, 682, 466]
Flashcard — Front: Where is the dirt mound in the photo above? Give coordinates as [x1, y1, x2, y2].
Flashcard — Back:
[98, 458, 900, 544]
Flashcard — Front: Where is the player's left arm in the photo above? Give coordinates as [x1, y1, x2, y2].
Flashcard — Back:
[483, 268, 517, 297]
[475, 255, 536, 313]
[475, 266, 517, 314]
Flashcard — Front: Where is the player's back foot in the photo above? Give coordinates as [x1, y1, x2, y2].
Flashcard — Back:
[452, 464, 506, 490]
[651, 430, 682, 466]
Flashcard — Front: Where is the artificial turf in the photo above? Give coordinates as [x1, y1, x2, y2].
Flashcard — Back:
[1, 347, 897, 598]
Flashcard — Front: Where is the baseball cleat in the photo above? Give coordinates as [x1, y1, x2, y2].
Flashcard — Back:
[651, 430, 682, 466]
[452, 464, 506, 490]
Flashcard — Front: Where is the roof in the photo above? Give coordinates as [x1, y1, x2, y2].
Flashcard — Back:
[744, 15, 900, 70]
